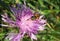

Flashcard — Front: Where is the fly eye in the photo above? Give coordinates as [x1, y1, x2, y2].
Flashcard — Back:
[31, 16, 36, 20]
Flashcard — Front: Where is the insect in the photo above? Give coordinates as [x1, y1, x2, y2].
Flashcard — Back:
[31, 12, 40, 20]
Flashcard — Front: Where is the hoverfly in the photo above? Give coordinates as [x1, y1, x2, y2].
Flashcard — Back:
[31, 12, 40, 20]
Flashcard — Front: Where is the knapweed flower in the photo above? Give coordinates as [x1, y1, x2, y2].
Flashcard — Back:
[1, 4, 46, 41]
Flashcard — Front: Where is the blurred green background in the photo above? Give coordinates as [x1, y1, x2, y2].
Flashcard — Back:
[0, 0, 60, 41]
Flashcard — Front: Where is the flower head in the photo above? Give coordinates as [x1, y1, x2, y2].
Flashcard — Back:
[2, 4, 46, 41]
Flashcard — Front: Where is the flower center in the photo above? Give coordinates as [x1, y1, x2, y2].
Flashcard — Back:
[21, 16, 34, 27]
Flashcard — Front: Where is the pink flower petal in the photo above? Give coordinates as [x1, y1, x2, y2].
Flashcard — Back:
[31, 33, 37, 40]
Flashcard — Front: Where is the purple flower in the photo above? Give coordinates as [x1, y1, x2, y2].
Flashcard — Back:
[2, 4, 46, 41]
